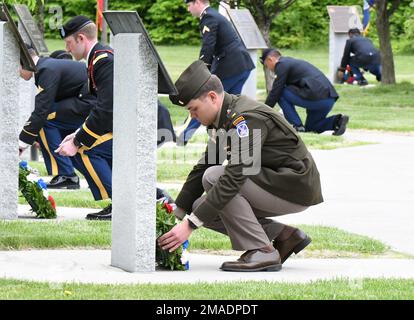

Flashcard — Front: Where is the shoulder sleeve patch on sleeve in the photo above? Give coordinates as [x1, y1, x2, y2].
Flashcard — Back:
[235, 121, 249, 138]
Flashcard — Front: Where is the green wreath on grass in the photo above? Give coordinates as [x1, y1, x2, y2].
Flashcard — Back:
[19, 161, 187, 270]
[156, 201, 189, 271]
[19, 161, 57, 219]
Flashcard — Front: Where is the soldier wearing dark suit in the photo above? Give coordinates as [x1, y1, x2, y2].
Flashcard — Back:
[262, 48, 349, 135]
[179, 0, 255, 145]
[159, 60, 323, 272]
[18, 45, 96, 190]
[340, 28, 381, 85]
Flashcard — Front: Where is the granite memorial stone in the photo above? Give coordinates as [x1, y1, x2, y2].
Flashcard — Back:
[327, 6, 363, 83]
[0, 21, 20, 220]
[225, 7, 267, 99]
[104, 11, 176, 273]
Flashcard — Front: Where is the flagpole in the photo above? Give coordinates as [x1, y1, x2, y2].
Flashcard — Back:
[101, 0, 108, 44]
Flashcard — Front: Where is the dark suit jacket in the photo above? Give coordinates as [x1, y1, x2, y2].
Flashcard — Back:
[19, 57, 96, 145]
[199, 7, 254, 80]
[341, 35, 381, 68]
[265, 57, 338, 108]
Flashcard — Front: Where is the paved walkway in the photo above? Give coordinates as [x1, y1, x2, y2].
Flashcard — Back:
[9, 130, 414, 284]
[1, 250, 414, 284]
[277, 130, 414, 256]
[18, 130, 414, 255]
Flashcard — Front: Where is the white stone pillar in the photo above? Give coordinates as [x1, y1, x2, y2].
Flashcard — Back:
[328, 24, 349, 83]
[241, 49, 258, 99]
[0, 22, 20, 220]
[17, 23, 36, 161]
[111, 33, 158, 273]
[218, 1, 231, 20]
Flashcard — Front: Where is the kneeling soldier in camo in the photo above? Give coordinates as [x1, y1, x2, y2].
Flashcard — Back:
[158, 60, 323, 272]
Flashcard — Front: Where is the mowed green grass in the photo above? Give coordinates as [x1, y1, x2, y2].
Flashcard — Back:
[46, 40, 414, 132]
[0, 220, 390, 257]
[1, 278, 413, 300]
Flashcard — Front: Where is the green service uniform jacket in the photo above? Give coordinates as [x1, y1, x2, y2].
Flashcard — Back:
[175, 93, 323, 224]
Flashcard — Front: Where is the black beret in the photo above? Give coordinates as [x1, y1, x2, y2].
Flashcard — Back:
[50, 50, 73, 60]
[169, 60, 211, 107]
[60, 15, 93, 39]
[184, 0, 194, 3]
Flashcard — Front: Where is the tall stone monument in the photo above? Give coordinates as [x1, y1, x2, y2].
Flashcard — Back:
[104, 11, 176, 273]
[111, 32, 158, 273]
[17, 23, 36, 156]
[220, 4, 268, 99]
[327, 6, 363, 83]
[0, 21, 20, 220]
[14, 4, 49, 161]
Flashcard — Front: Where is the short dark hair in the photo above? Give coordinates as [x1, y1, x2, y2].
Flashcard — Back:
[260, 48, 282, 64]
[348, 28, 361, 36]
[193, 75, 224, 99]
[50, 50, 73, 60]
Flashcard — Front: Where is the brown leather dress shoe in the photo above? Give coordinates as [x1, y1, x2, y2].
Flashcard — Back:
[220, 249, 282, 272]
[273, 226, 312, 264]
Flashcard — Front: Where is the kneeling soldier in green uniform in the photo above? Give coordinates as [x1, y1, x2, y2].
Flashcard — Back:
[158, 61, 324, 272]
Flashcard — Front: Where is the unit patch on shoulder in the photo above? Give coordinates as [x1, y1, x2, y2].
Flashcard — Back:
[202, 25, 210, 34]
[236, 121, 249, 138]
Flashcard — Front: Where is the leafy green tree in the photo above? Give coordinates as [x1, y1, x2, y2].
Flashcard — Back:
[239, 0, 296, 46]
[4, 0, 45, 32]
[147, 0, 199, 44]
[375, 0, 412, 84]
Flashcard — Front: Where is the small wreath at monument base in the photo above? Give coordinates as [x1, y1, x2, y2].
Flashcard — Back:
[19, 161, 57, 219]
[156, 201, 189, 271]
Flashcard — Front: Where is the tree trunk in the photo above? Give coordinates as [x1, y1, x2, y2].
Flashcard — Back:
[241, 1, 297, 93]
[376, 0, 396, 84]
[262, 19, 275, 93]
[35, 0, 45, 35]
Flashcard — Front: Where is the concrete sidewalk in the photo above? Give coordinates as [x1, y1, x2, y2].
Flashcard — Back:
[18, 205, 99, 221]
[1, 250, 413, 285]
[276, 130, 414, 256]
[18, 131, 414, 255]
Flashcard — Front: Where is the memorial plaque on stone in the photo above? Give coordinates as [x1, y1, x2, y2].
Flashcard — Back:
[0, 3, 36, 72]
[227, 9, 267, 49]
[327, 6, 363, 33]
[103, 11, 177, 95]
[13, 4, 49, 55]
